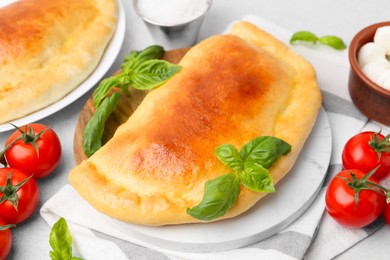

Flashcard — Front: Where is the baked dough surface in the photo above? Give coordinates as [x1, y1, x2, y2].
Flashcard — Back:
[69, 22, 321, 226]
[0, 0, 117, 123]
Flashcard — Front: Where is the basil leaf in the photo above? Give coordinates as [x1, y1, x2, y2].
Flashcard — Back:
[240, 136, 291, 168]
[240, 162, 275, 193]
[290, 31, 346, 51]
[93, 46, 167, 108]
[319, 35, 347, 50]
[93, 74, 127, 108]
[187, 173, 240, 221]
[122, 45, 165, 71]
[130, 60, 181, 90]
[121, 50, 140, 71]
[84, 46, 182, 157]
[186, 136, 291, 220]
[49, 218, 80, 260]
[215, 144, 243, 172]
[83, 92, 121, 157]
[290, 31, 319, 44]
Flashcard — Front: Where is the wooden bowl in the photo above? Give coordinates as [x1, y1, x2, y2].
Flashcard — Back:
[348, 21, 390, 126]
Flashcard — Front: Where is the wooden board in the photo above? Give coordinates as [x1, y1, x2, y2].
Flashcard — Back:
[73, 48, 189, 164]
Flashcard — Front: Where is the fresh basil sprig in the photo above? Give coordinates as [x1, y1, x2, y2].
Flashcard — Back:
[121, 46, 165, 72]
[290, 31, 346, 50]
[214, 144, 243, 172]
[130, 59, 183, 90]
[240, 136, 292, 168]
[241, 161, 274, 192]
[186, 174, 241, 221]
[92, 75, 125, 109]
[49, 217, 82, 260]
[83, 92, 121, 157]
[290, 31, 318, 44]
[187, 136, 291, 221]
[92, 45, 180, 108]
[318, 36, 347, 50]
[83, 45, 182, 157]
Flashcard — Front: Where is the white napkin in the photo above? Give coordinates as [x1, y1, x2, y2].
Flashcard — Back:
[41, 15, 389, 260]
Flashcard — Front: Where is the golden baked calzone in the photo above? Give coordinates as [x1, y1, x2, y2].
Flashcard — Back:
[0, 0, 117, 123]
[69, 22, 321, 226]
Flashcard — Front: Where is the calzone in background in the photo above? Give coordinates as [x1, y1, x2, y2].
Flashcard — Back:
[0, 0, 117, 123]
[69, 21, 321, 226]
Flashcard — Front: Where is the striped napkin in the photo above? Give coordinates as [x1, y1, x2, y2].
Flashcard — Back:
[40, 15, 389, 260]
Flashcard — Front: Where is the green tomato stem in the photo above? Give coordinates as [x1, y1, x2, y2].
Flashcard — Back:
[0, 171, 33, 210]
[0, 135, 23, 166]
[0, 224, 15, 231]
[344, 169, 390, 210]
[368, 132, 390, 161]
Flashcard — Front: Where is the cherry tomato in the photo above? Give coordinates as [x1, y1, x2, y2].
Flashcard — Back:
[0, 168, 40, 224]
[0, 218, 13, 259]
[384, 202, 390, 226]
[325, 169, 385, 228]
[342, 131, 390, 180]
[4, 123, 61, 178]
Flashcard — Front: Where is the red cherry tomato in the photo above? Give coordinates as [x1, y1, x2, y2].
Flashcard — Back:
[0, 218, 13, 260]
[0, 168, 40, 224]
[342, 131, 390, 180]
[384, 202, 390, 226]
[325, 169, 386, 228]
[4, 123, 61, 178]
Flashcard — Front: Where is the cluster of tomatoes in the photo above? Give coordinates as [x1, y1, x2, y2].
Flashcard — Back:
[325, 131, 390, 228]
[0, 123, 61, 259]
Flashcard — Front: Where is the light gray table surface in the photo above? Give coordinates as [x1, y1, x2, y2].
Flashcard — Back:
[2, 0, 390, 259]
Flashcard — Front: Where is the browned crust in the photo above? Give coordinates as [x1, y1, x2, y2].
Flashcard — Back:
[0, 0, 118, 123]
[69, 21, 321, 226]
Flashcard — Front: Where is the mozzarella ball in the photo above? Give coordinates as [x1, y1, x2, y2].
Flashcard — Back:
[358, 42, 387, 67]
[374, 26, 390, 55]
[377, 68, 390, 90]
[361, 57, 389, 83]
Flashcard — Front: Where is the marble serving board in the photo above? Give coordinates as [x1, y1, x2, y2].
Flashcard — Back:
[109, 108, 332, 253]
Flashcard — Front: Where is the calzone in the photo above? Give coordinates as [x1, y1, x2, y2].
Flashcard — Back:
[0, 0, 117, 123]
[69, 22, 322, 226]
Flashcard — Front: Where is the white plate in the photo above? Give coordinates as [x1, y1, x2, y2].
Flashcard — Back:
[0, 0, 126, 132]
[111, 108, 332, 253]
